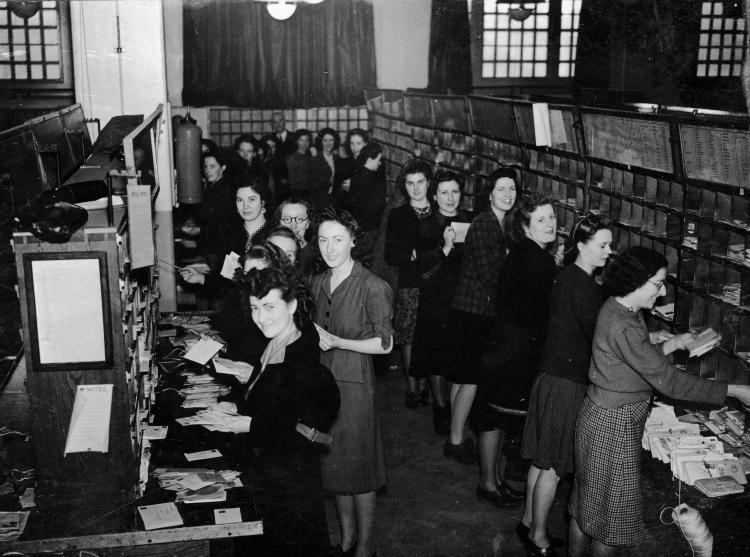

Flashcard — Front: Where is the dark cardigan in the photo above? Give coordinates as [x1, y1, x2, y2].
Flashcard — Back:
[385, 202, 428, 289]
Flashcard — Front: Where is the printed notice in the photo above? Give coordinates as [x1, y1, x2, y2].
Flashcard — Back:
[127, 184, 155, 269]
[64, 384, 113, 455]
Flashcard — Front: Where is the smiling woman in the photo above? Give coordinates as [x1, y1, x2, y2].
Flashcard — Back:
[311, 206, 394, 557]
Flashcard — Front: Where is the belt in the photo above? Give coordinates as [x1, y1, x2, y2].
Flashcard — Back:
[295, 422, 332, 445]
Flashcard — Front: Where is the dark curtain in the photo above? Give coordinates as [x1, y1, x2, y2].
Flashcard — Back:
[183, 0, 376, 108]
[427, 0, 472, 93]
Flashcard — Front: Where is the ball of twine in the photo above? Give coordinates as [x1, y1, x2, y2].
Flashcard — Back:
[671, 503, 713, 557]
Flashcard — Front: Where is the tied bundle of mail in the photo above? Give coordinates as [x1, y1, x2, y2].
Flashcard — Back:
[152, 467, 242, 504]
[643, 403, 747, 495]
[178, 372, 231, 409]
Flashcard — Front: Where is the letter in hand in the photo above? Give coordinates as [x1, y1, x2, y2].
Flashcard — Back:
[221, 415, 252, 433]
[314, 322, 339, 351]
[180, 265, 208, 285]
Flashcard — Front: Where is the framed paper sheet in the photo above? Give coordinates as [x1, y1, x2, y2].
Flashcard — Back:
[23, 252, 113, 371]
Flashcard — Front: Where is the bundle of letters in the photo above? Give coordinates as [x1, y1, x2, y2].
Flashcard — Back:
[152, 467, 242, 504]
[178, 371, 231, 409]
[643, 402, 748, 497]
[176, 406, 241, 431]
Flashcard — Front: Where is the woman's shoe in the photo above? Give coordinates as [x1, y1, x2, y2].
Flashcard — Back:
[527, 542, 560, 557]
[443, 438, 477, 464]
[516, 522, 564, 548]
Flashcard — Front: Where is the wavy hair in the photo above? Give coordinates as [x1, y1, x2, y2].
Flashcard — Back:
[238, 265, 314, 330]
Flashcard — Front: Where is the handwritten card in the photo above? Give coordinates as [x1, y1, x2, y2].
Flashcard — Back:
[451, 222, 470, 243]
[64, 384, 113, 455]
[220, 252, 241, 280]
[184, 337, 224, 366]
[138, 502, 183, 530]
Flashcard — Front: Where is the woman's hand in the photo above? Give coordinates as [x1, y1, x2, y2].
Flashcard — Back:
[554, 244, 565, 266]
[219, 415, 252, 433]
[649, 330, 674, 345]
[727, 385, 750, 407]
[663, 332, 695, 354]
[209, 401, 238, 414]
[442, 226, 456, 255]
[315, 323, 340, 351]
[180, 266, 207, 285]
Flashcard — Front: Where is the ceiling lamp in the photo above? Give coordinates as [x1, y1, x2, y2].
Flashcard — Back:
[302, 0, 325, 4]
[267, 0, 296, 20]
[508, 4, 534, 22]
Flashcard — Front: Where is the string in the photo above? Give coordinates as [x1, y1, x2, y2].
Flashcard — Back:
[659, 477, 713, 557]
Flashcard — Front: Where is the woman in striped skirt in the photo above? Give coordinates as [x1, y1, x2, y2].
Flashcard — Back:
[568, 246, 750, 556]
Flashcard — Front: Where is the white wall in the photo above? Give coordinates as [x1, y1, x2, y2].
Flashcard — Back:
[163, 0, 433, 106]
[71, 0, 168, 127]
[372, 0, 432, 90]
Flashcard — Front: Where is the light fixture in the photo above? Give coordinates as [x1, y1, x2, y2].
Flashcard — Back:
[508, 4, 534, 22]
[302, 0, 325, 4]
[267, 0, 296, 20]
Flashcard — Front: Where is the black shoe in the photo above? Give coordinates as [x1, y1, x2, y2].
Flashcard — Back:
[528, 542, 560, 557]
[405, 391, 420, 409]
[476, 484, 522, 508]
[516, 522, 564, 548]
[418, 389, 429, 407]
[500, 480, 525, 499]
[443, 438, 477, 465]
[432, 405, 451, 436]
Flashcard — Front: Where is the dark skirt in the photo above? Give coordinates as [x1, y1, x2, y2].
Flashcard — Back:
[520, 373, 587, 476]
[568, 396, 651, 546]
[450, 311, 494, 385]
[393, 287, 419, 345]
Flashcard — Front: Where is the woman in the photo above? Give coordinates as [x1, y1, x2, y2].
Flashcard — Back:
[286, 129, 313, 202]
[311, 206, 394, 557]
[310, 127, 340, 210]
[275, 197, 324, 280]
[213, 265, 340, 557]
[342, 142, 386, 268]
[385, 159, 433, 408]
[181, 176, 272, 296]
[518, 214, 612, 556]
[568, 247, 750, 557]
[446, 167, 517, 465]
[260, 133, 285, 201]
[197, 151, 234, 271]
[266, 225, 301, 265]
[475, 193, 559, 509]
[411, 170, 471, 433]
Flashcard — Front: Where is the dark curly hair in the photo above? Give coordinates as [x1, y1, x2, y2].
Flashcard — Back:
[233, 133, 257, 152]
[605, 246, 667, 297]
[266, 225, 302, 258]
[314, 205, 361, 246]
[563, 213, 612, 266]
[429, 169, 464, 200]
[357, 141, 383, 168]
[293, 129, 312, 150]
[232, 172, 272, 206]
[509, 192, 554, 244]
[236, 241, 290, 275]
[315, 127, 340, 153]
[238, 265, 314, 330]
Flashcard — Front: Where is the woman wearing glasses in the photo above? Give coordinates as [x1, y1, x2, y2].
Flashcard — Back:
[568, 246, 750, 557]
[275, 197, 324, 280]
